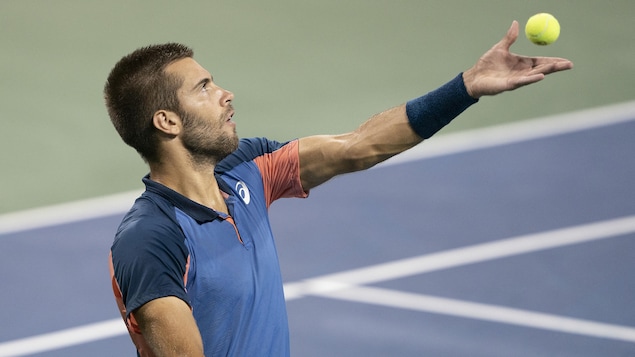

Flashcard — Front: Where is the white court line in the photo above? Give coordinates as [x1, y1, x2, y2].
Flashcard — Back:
[0, 319, 127, 357]
[3, 215, 633, 356]
[283, 215, 635, 298]
[316, 285, 635, 343]
[2, 100, 635, 236]
[0, 190, 141, 236]
[377, 100, 635, 168]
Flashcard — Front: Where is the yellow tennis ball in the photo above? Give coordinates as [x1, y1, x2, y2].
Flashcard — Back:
[525, 13, 560, 45]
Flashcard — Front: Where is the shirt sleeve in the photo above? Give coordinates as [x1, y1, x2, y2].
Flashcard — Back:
[254, 139, 309, 208]
[111, 198, 191, 317]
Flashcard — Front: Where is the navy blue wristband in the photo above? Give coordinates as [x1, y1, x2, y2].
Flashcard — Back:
[406, 73, 478, 139]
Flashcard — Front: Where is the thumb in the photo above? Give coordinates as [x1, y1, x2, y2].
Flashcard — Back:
[499, 20, 519, 51]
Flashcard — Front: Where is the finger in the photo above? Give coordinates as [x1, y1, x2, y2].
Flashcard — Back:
[533, 56, 574, 66]
[512, 73, 546, 88]
[499, 20, 519, 51]
[531, 58, 574, 74]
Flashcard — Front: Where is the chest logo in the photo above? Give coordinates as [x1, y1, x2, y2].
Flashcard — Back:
[235, 181, 251, 205]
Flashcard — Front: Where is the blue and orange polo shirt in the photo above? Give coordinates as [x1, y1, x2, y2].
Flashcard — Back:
[109, 138, 308, 356]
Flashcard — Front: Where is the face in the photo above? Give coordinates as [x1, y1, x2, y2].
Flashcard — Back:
[165, 57, 238, 163]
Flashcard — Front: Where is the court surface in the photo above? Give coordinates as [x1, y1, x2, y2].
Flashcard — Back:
[1, 101, 634, 356]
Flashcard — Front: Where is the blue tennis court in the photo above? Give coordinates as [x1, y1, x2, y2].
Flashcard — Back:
[1, 102, 634, 356]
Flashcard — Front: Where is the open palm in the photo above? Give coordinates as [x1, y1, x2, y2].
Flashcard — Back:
[463, 21, 573, 98]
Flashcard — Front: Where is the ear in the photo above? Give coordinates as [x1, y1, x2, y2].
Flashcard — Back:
[152, 110, 181, 135]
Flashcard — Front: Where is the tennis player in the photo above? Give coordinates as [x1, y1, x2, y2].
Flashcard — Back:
[105, 21, 572, 356]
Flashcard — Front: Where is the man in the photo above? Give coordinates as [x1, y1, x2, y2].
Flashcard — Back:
[105, 21, 572, 356]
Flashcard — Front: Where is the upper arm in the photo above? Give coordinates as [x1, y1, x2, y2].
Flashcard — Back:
[298, 104, 422, 190]
[135, 296, 205, 357]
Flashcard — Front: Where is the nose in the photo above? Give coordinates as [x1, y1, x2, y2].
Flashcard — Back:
[221, 88, 234, 106]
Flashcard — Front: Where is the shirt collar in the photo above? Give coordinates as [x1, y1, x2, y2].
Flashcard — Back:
[142, 175, 231, 224]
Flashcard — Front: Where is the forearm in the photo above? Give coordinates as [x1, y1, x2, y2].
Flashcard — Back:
[347, 105, 422, 169]
[299, 73, 478, 190]
[299, 105, 417, 189]
[346, 73, 478, 169]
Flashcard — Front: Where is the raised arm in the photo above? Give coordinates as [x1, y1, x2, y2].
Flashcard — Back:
[298, 105, 419, 190]
[299, 21, 572, 190]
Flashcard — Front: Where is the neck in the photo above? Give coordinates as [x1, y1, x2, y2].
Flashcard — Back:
[149, 154, 229, 214]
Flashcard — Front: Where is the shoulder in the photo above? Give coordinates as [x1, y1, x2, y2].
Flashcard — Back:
[215, 137, 292, 173]
[110, 194, 191, 314]
[112, 194, 187, 259]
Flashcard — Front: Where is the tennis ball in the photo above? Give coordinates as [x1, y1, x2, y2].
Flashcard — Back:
[525, 13, 560, 45]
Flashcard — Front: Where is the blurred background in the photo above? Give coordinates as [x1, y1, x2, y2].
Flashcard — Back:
[1, 0, 633, 214]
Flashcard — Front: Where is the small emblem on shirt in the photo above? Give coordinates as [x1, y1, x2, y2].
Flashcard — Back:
[235, 181, 251, 204]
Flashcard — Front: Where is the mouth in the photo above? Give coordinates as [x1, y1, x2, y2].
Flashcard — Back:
[226, 111, 236, 129]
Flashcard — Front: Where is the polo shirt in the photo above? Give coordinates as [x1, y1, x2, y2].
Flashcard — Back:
[109, 137, 308, 356]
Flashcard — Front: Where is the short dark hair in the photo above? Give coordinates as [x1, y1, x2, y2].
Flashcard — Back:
[104, 43, 194, 163]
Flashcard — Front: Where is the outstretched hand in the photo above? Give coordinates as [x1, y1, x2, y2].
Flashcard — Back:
[462, 21, 573, 98]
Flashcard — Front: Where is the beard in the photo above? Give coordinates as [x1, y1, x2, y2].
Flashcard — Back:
[180, 108, 239, 166]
